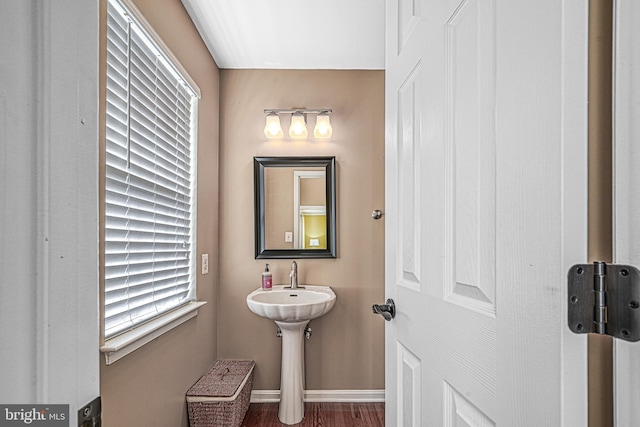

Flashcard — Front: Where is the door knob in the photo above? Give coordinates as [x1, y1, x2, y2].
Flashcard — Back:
[372, 298, 396, 321]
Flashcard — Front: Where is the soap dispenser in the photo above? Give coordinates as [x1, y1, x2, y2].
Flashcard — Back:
[262, 264, 272, 291]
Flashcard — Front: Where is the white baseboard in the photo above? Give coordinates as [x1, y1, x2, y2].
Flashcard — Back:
[250, 389, 385, 403]
[250, 389, 280, 403]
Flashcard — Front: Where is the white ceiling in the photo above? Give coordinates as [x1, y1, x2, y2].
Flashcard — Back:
[180, 0, 386, 70]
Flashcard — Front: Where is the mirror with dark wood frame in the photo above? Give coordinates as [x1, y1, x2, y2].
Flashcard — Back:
[254, 156, 336, 259]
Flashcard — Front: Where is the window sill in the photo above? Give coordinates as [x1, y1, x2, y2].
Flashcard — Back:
[100, 301, 207, 365]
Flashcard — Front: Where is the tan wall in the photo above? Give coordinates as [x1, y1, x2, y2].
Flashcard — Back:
[98, 0, 220, 425]
[300, 175, 326, 205]
[219, 70, 385, 391]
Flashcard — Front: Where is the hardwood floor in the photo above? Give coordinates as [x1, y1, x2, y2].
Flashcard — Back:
[240, 402, 385, 427]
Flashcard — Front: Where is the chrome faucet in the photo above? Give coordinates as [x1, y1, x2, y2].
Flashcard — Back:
[289, 260, 299, 289]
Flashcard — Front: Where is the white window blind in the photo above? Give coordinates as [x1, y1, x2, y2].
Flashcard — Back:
[105, 0, 199, 339]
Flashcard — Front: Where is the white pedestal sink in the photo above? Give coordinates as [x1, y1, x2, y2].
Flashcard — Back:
[246, 285, 336, 425]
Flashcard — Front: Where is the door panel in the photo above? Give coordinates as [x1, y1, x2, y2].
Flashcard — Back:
[445, 382, 495, 427]
[445, 0, 496, 316]
[613, 1, 640, 425]
[385, 0, 588, 425]
[398, 344, 422, 426]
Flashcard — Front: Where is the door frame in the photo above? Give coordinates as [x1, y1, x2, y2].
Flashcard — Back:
[612, 1, 640, 425]
[0, 1, 100, 424]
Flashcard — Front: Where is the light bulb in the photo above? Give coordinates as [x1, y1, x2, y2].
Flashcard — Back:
[313, 112, 332, 139]
[264, 112, 283, 139]
[289, 113, 308, 139]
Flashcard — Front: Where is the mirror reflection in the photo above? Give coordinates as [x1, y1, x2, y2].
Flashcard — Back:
[264, 168, 326, 249]
[254, 157, 336, 259]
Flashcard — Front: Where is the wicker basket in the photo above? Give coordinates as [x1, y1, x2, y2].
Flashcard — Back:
[186, 360, 255, 427]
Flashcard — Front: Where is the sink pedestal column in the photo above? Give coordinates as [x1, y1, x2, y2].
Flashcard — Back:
[275, 320, 308, 425]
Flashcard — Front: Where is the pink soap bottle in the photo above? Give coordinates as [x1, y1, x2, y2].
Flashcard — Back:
[262, 264, 272, 290]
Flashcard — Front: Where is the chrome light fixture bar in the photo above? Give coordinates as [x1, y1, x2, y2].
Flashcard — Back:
[263, 108, 333, 140]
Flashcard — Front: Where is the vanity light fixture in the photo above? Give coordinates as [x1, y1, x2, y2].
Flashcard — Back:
[263, 108, 333, 140]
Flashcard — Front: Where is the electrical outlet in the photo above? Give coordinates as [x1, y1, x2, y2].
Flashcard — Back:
[201, 253, 209, 274]
[285, 232, 293, 243]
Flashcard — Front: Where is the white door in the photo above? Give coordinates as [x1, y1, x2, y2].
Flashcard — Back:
[384, 0, 588, 425]
[613, 1, 640, 425]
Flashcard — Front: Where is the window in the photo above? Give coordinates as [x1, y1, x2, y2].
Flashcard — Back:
[103, 0, 201, 349]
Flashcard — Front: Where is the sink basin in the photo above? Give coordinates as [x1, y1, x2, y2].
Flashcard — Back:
[246, 285, 336, 322]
